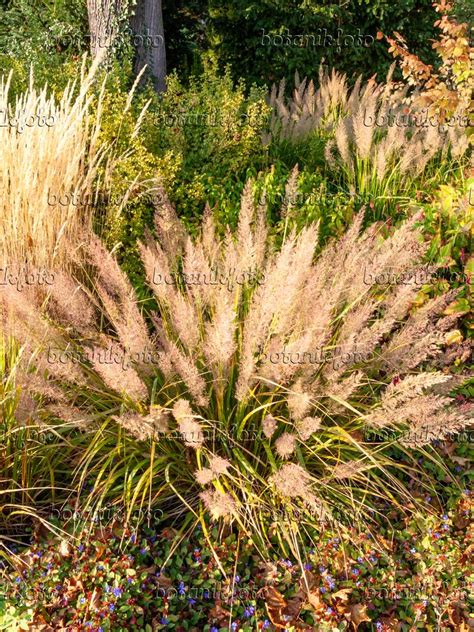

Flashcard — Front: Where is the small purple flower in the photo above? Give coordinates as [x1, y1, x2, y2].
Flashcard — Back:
[80, 597, 86, 604]
[178, 581, 186, 596]
[357, 556, 364, 563]
[234, 575, 240, 583]
[210, 627, 219, 632]
[231, 623, 238, 631]
[304, 563, 312, 571]
[376, 623, 383, 631]
[160, 616, 169, 625]
[188, 598, 196, 605]
[130, 534, 136, 543]
[326, 607, 334, 615]
[243, 606, 255, 618]
[112, 587, 122, 598]
[263, 621, 270, 630]
[78, 544, 84, 552]
[109, 604, 115, 612]
[320, 586, 326, 593]
[351, 568, 360, 576]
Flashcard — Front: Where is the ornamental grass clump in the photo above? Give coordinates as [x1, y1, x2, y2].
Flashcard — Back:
[270, 66, 469, 217]
[0, 56, 150, 269]
[1, 184, 472, 556]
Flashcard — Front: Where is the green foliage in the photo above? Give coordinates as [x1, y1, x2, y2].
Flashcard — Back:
[0, 0, 87, 93]
[142, 66, 271, 223]
[1, 491, 472, 630]
[0, 0, 446, 90]
[97, 65, 271, 298]
[165, 0, 439, 86]
[252, 165, 355, 246]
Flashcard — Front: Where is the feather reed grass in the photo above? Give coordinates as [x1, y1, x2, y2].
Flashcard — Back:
[0, 55, 149, 269]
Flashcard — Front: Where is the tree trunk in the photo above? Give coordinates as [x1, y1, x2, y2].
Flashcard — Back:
[86, 0, 124, 60]
[130, 0, 167, 93]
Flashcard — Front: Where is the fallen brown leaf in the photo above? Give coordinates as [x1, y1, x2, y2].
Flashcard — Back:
[349, 603, 371, 630]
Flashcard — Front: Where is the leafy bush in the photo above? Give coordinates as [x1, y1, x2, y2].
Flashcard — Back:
[0, 0, 87, 95]
[1, 187, 471, 558]
[171, 0, 440, 86]
[141, 66, 271, 224]
[379, 0, 473, 118]
[94, 65, 272, 299]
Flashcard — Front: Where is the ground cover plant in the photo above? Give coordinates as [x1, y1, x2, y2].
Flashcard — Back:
[0, 0, 472, 630]
[1, 489, 472, 630]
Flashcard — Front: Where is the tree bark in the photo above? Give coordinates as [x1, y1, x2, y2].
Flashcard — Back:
[86, 0, 122, 59]
[130, 0, 167, 93]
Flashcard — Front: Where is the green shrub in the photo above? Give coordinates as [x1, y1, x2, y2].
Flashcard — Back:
[0, 0, 87, 95]
[164, 0, 439, 86]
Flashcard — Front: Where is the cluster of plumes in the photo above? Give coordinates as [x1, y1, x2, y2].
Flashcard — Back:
[196, 454, 234, 519]
[114, 406, 170, 442]
[269, 66, 468, 183]
[268, 463, 327, 519]
[195, 454, 231, 485]
[0, 61, 107, 269]
[364, 373, 472, 447]
[1, 183, 472, 525]
[172, 398, 205, 447]
[199, 488, 237, 521]
[323, 73, 468, 186]
[268, 67, 350, 141]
